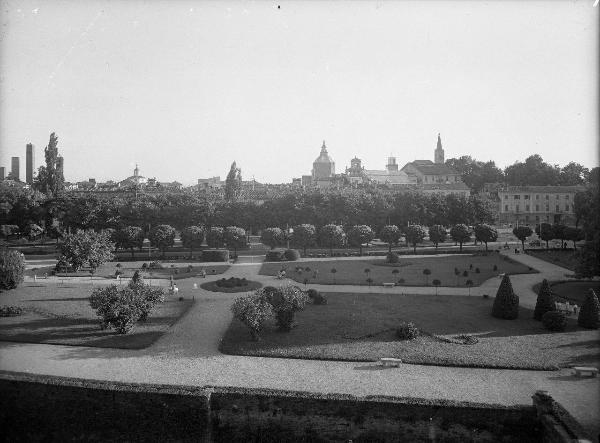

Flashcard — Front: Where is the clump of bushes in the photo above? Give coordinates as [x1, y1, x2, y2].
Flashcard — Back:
[216, 277, 249, 288]
[283, 249, 300, 261]
[89, 280, 165, 334]
[0, 248, 25, 289]
[149, 260, 163, 269]
[269, 285, 310, 331]
[201, 249, 230, 262]
[396, 321, 419, 340]
[265, 249, 286, 262]
[306, 288, 327, 305]
[0, 305, 24, 317]
[386, 252, 400, 263]
[54, 256, 70, 273]
[534, 279, 555, 321]
[542, 311, 567, 332]
[492, 275, 519, 319]
[578, 289, 600, 329]
[141, 262, 148, 269]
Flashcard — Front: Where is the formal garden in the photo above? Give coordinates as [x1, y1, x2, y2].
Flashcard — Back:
[260, 253, 537, 287]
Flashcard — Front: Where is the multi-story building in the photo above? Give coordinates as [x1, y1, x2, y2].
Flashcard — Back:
[497, 185, 585, 227]
[401, 134, 462, 185]
[11, 157, 20, 181]
[0, 167, 5, 181]
[26, 143, 35, 184]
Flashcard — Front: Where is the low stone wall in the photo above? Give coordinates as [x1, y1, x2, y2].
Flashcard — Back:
[0, 371, 590, 442]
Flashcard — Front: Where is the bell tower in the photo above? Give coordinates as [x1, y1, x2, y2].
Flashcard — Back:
[434, 133, 444, 164]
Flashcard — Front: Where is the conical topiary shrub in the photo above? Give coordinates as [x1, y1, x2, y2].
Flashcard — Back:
[492, 274, 519, 319]
[577, 289, 600, 329]
[534, 279, 555, 321]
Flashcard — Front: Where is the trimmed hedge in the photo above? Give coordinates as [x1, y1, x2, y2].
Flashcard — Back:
[202, 249, 230, 262]
[577, 289, 600, 329]
[542, 311, 567, 332]
[265, 250, 286, 262]
[0, 248, 25, 290]
[284, 249, 300, 261]
[492, 275, 519, 320]
[534, 279, 555, 321]
[216, 277, 249, 288]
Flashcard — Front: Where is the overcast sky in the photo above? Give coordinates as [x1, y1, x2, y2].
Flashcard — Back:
[0, 0, 597, 185]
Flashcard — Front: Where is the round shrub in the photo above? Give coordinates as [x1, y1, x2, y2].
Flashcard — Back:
[284, 249, 300, 261]
[0, 249, 25, 289]
[201, 249, 230, 262]
[577, 289, 600, 329]
[492, 275, 519, 319]
[542, 311, 567, 332]
[149, 260, 163, 269]
[396, 322, 419, 340]
[0, 305, 24, 317]
[386, 252, 400, 263]
[141, 262, 148, 269]
[306, 289, 319, 299]
[265, 250, 285, 262]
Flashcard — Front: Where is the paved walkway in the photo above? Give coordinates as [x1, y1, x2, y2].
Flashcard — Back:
[1, 252, 598, 440]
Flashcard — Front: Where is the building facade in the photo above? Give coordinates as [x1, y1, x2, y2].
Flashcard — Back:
[497, 186, 584, 226]
[11, 157, 20, 181]
[0, 167, 5, 181]
[312, 141, 335, 180]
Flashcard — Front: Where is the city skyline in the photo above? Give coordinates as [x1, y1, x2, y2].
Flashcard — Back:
[1, 1, 598, 185]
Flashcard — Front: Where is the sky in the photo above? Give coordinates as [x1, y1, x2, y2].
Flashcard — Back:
[0, 0, 598, 185]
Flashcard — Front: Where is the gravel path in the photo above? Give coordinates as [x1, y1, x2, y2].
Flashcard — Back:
[1, 251, 598, 440]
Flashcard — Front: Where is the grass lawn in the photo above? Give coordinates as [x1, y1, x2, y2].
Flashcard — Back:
[526, 249, 580, 271]
[0, 283, 193, 348]
[260, 253, 536, 287]
[200, 280, 262, 293]
[25, 261, 230, 281]
[220, 292, 599, 370]
[532, 280, 600, 305]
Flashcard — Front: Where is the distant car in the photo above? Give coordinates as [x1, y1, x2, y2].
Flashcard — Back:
[529, 240, 541, 247]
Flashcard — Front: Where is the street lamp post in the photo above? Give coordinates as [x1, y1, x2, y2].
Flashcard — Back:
[287, 225, 293, 249]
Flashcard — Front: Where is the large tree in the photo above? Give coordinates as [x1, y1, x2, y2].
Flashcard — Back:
[346, 225, 375, 256]
[404, 224, 427, 254]
[450, 224, 471, 252]
[149, 224, 176, 258]
[380, 225, 401, 253]
[535, 223, 555, 249]
[428, 225, 447, 250]
[474, 224, 498, 251]
[291, 224, 316, 255]
[115, 226, 145, 259]
[59, 230, 114, 273]
[180, 225, 205, 257]
[34, 132, 65, 196]
[318, 224, 345, 256]
[206, 226, 224, 249]
[260, 227, 285, 250]
[224, 226, 247, 257]
[224, 161, 242, 202]
[512, 226, 533, 250]
[504, 155, 561, 186]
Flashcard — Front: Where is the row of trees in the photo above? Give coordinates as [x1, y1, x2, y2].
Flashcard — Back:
[511, 223, 585, 250]
[446, 154, 597, 193]
[1, 185, 497, 239]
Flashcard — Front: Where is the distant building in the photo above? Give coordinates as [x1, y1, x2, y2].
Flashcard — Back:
[364, 156, 416, 186]
[421, 182, 470, 197]
[197, 176, 223, 189]
[312, 141, 335, 180]
[434, 133, 444, 164]
[119, 164, 147, 187]
[0, 167, 5, 181]
[401, 134, 460, 185]
[345, 157, 366, 185]
[301, 175, 313, 187]
[26, 143, 35, 184]
[11, 157, 20, 181]
[497, 185, 584, 226]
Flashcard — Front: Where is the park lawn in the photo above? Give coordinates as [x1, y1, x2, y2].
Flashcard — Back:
[532, 280, 600, 305]
[0, 282, 193, 348]
[260, 254, 536, 287]
[526, 249, 580, 272]
[220, 292, 599, 370]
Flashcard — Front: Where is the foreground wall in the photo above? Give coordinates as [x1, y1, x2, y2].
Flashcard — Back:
[0, 371, 590, 442]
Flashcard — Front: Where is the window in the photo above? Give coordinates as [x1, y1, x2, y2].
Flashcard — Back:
[526, 205, 530, 211]
[513, 195, 520, 200]
[565, 195, 570, 200]
[535, 205, 539, 211]
[565, 205, 569, 212]
[535, 195, 540, 200]
[504, 195, 508, 200]
[556, 205, 560, 212]
[535, 216, 540, 222]
[504, 205, 509, 212]
[545, 205, 549, 212]
[556, 195, 559, 200]
[545, 195, 549, 200]
[525, 215, 530, 222]
[524, 195, 530, 200]
[516, 205, 520, 213]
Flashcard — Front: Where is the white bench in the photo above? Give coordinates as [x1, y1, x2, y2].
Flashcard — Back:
[573, 366, 598, 377]
[379, 357, 402, 367]
[382, 282, 395, 288]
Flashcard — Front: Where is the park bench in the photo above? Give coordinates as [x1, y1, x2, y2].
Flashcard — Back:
[572, 366, 598, 377]
[379, 357, 402, 367]
[382, 282, 395, 288]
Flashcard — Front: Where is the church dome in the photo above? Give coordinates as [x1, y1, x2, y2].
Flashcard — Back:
[314, 141, 334, 164]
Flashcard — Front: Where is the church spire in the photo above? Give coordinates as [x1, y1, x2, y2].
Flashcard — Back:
[434, 133, 444, 164]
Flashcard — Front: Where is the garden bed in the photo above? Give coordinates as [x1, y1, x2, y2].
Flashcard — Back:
[200, 278, 262, 293]
[260, 254, 536, 287]
[525, 249, 580, 271]
[220, 292, 599, 369]
[0, 283, 193, 348]
[532, 280, 600, 305]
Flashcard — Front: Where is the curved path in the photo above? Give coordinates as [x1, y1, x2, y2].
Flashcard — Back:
[1, 251, 598, 440]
